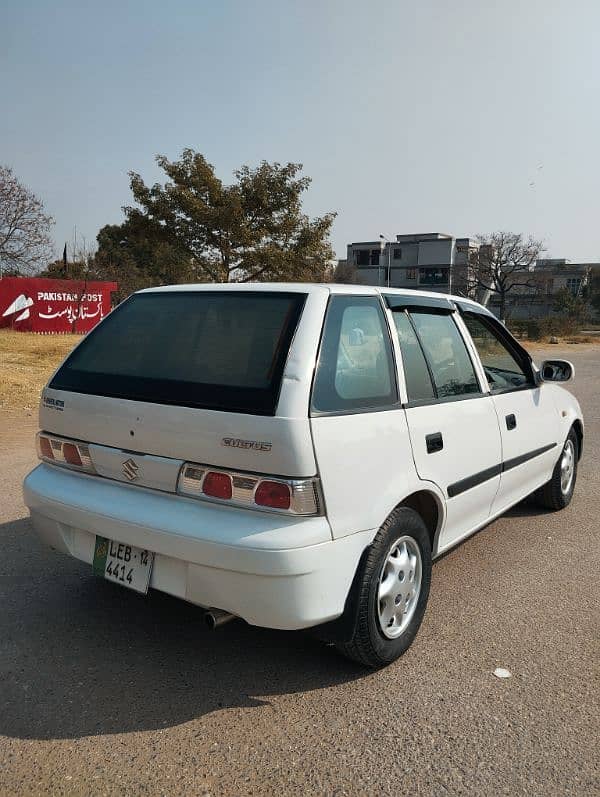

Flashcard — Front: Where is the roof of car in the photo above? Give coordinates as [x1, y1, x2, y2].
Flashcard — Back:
[139, 282, 488, 314]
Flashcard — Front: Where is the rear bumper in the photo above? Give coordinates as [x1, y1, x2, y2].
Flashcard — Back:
[23, 464, 373, 630]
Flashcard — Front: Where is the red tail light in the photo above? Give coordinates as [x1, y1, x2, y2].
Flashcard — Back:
[255, 480, 291, 510]
[178, 464, 321, 515]
[203, 471, 233, 500]
[36, 433, 95, 474]
[39, 436, 54, 459]
[62, 442, 83, 467]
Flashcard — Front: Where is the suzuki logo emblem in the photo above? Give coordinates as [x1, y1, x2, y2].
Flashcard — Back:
[122, 458, 139, 482]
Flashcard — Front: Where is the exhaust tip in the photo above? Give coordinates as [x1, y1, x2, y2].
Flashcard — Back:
[205, 608, 236, 629]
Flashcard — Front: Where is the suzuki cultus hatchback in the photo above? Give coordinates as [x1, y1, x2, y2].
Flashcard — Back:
[24, 284, 583, 667]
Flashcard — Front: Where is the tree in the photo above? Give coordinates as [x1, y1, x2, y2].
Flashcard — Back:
[589, 272, 600, 318]
[552, 272, 594, 326]
[552, 287, 589, 324]
[42, 257, 88, 280]
[0, 165, 54, 276]
[468, 231, 543, 322]
[116, 149, 336, 284]
[332, 260, 367, 284]
[92, 219, 193, 302]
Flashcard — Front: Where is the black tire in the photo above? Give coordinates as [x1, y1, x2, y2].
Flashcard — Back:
[534, 428, 578, 511]
[337, 507, 432, 669]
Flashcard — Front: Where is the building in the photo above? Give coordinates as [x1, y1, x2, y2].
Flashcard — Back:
[490, 259, 600, 320]
[341, 234, 599, 320]
[344, 232, 479, 294]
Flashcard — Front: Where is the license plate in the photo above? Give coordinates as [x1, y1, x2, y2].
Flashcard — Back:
[93, 536, 154, 594]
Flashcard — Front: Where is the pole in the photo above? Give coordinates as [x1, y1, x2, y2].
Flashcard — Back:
[387, 244, 391, 287]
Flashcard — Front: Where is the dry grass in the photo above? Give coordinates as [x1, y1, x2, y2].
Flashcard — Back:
[564, 335, 599, 344]
[0, 331, 78, 410]
[522, 336, 600, 352]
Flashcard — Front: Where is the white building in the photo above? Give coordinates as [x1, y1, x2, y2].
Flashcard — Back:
[344, 232, 478, 293]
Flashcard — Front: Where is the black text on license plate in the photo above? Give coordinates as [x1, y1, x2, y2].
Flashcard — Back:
[93, 536, 154, 594]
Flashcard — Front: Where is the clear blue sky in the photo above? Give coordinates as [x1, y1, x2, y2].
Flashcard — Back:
[2, 0, 599, 261]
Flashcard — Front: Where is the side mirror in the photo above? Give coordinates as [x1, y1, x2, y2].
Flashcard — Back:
[540, 359, 574, 383]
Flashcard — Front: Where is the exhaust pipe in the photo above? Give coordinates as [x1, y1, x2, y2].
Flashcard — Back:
[205, 608, 236, 630]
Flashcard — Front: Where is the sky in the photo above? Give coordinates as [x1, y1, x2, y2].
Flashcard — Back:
[2, 0, 600, 262]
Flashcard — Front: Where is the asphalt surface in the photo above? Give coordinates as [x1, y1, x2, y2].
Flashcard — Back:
[0, 346, 598, 796]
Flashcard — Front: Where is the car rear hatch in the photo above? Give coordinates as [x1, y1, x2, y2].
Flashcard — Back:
[40, 287, 329, 491]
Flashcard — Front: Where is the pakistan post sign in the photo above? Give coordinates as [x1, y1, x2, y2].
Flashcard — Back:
[0, 277, 118, 333]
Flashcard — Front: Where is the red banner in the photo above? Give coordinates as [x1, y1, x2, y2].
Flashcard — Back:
[0, 277, 118, 334]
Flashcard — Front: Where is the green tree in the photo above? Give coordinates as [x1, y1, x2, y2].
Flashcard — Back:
[41, 258, 87, 280]
[92, 220, 192, 302]
[113, 149, 336, 285]
[552, 287, 589, 324]
[589, 272, 600, 317]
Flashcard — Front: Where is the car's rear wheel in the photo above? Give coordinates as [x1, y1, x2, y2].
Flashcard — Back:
[534, 428, 578, 511]
[337, 507, 432, 668]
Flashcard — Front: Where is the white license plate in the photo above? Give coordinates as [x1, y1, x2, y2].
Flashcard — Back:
[93, 536, 154, 594]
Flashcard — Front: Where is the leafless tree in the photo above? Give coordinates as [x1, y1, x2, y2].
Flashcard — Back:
[0, 165, 54, 276]
[468, 231, 543, 322]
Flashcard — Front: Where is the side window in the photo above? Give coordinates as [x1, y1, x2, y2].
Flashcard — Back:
[462, 314, 530, 392]
[311, 296, 397, 413]
[392, 312, 435, 402]
[409, 312, 481, 399]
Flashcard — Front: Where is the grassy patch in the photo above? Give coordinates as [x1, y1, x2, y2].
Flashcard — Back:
[0, 331, 78, 410]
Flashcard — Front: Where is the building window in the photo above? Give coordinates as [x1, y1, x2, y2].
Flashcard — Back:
[566, 277, 582, 296]
[355, 248, 381, 266]
[393, 248, 402, 260]
[406, 268, 416, 280]
[419, 268, 449, 285]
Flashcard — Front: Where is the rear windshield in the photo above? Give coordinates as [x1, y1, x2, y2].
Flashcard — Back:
[50, 291, 306, 415]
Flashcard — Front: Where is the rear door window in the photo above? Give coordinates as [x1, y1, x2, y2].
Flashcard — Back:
[50, 291, 306, 415]
[407, 312, 481, 400]
[311, 296, 397, 413]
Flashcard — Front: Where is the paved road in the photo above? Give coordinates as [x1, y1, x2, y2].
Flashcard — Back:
[1, 348, 598, 796]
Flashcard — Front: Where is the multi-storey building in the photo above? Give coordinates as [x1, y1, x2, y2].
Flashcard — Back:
[343, 232, 478, 294]
[340, 234, 599, 320]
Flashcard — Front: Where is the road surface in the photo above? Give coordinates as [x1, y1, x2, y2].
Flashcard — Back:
[1, 346, 598, 796]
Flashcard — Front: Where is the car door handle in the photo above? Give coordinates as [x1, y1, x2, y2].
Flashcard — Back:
[426, 432, 444, 454]
[506, 414, 517, 430]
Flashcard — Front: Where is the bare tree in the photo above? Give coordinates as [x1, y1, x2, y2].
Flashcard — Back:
[468, 231, 543, 322]
[0, 165, 54, 276]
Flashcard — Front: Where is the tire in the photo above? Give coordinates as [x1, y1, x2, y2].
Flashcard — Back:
[534, 428, 578, 511]
[337, 507, 432, 668]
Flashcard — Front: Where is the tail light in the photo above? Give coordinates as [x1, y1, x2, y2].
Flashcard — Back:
[178, 463, 321, 515]
[36, 432, 322, 515]
[203, 471, 233, 500]
[255, 480, 291, 510]
[36, 433, 95, 474]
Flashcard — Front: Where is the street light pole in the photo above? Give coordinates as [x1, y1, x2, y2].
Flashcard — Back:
[379, 234, 392, 287]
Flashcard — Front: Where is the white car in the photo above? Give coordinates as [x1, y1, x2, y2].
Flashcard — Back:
[23, 284, 583, 667]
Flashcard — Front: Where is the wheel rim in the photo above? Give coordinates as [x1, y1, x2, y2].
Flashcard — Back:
[560, 439, 575, 495]
[377, 535, 422, 639]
